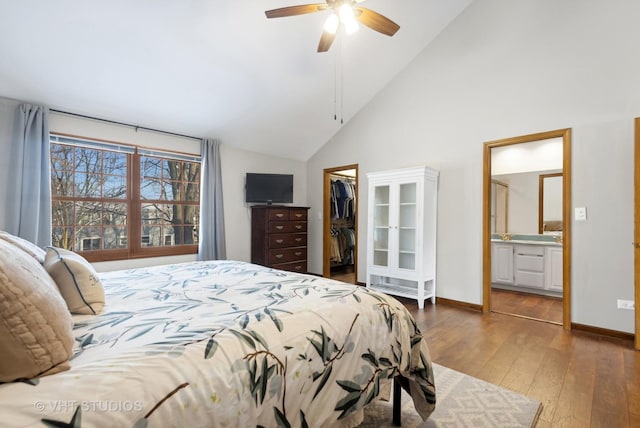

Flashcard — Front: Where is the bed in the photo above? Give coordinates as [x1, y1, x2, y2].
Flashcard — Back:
[0, 235, 436, 427]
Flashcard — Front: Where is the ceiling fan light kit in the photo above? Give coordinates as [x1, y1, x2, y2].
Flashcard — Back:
[323, 13, 339, 33]
[265, 0, 400, 52]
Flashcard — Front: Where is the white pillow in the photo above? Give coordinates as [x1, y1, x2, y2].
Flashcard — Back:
[0, 239, 74, 382]
[44, 247, 105, 315]
[0, 231, 46, 264]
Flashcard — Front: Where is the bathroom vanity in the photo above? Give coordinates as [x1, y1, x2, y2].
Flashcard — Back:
[491, 236, 562, 296]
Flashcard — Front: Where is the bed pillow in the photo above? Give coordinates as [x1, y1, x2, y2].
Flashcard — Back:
[0, 231, 46, 264]
[44, 247, 105, 315]
[0, 239, 74, 382]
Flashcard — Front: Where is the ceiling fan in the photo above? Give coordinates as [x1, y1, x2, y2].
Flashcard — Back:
[265, 0, 400, 53]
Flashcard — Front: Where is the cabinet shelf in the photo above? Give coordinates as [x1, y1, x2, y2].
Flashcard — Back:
[368, 277, 435, 301]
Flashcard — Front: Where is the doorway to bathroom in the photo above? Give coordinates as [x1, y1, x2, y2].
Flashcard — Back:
[482, 129, 572, 328]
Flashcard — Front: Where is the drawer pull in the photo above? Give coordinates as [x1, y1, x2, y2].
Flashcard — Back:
[276, 213, 284, 218]
[295, 238, 302, 242]
[294, 213, 302, 218]
[295, 252, 302, 256]
[294, 265, 302, 270]
[295, 225, 302, 230]
[275, 254, 284, 259]
[275, 226, 284, 230]
[275, 239, 284, 244]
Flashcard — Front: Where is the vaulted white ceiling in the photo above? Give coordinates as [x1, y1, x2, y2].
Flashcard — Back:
[0, 0, 471, 160]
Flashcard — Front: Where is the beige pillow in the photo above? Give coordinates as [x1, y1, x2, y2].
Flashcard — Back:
[0, 231, 46, 264]
[44, 247, 105, 315]
[0, 239, 74, 382]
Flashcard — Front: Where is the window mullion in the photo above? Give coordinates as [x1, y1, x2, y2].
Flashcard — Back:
[130, 152, 141, 256]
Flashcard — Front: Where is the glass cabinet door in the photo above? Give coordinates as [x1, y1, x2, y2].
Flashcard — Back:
[398, 182, 417, 270]
[372, 185, 390, 267]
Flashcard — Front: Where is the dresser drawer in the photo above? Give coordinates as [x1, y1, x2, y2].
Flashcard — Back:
[289, 208, 308, 221]
[272, 260, 307, 273]
[267, 208, 308, 221]
[268, 221, 307, 233]
[268, 208, 290, 221]
[268, 247, 307, 264]
[269, 233, 307, 248]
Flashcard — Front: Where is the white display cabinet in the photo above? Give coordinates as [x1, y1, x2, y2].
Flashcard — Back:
[366, 166, 439, 309]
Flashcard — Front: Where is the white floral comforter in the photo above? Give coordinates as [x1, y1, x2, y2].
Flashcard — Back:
[0, 260, 435, 427]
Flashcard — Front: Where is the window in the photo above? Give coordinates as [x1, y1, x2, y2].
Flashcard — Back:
[81, 237, 102, 251]
[50, 134, 201, 262]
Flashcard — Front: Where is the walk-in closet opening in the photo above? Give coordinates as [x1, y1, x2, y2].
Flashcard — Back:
[323, 164, 358, 284]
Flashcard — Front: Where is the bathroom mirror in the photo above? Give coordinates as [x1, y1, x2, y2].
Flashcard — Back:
[538, 173, 563, 234]
[490, 180, 508, 233]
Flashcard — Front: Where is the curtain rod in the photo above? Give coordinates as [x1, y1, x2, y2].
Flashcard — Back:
[49, 109, 202, 141]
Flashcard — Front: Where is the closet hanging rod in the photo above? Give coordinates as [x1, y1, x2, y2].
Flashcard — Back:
[330, 172, 356, 179]
[49, 109, 202, 141]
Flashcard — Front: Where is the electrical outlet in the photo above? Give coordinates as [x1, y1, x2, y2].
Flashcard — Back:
[617, 299, 635, 310]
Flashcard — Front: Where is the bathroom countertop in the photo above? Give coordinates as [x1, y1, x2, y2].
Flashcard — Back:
[491, 239, 562, 247]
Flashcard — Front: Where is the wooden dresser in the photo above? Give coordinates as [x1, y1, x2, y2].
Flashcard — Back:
[251, 205, 310, 273]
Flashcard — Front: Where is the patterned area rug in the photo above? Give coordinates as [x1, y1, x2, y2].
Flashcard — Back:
[361, 363, 542, 427]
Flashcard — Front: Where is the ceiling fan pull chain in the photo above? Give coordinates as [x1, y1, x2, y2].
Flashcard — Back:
[340, 31, 344, 125]
[334, 46, 338, 121]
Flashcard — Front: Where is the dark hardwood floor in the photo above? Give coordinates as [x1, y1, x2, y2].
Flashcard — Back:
[398, 298, 639, 428]
[330, 265, 356, 284]
[491, 288, 563, 324]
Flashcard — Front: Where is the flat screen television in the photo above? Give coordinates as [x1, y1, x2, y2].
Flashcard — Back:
[245, 173, 294, 204]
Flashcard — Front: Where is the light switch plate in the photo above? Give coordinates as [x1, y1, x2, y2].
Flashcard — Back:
[574, 207, 587, 221]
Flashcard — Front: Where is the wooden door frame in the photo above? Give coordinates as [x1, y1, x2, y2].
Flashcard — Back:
[634, 119, 640, 350]
[323, 164, 359, 280]
[482, 128, 572, 330]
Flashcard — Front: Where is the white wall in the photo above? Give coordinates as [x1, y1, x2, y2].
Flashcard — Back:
[307, 0, 637, 333]
[0, 97, 20, 228]
[0, 102, 306, 271]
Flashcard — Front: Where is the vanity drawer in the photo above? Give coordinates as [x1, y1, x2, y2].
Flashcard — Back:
[515, 245, 544, 256]
[516, 254, 544, 272]
[268, 233, 307, 248]
[515, 271, 545, 289]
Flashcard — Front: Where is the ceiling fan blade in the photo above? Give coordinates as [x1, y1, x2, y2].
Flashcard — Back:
[265, 4, 328, 18]
[317, 30, 337, 52]
[354, 7, 400, 36]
